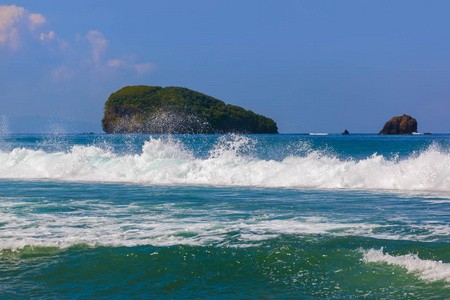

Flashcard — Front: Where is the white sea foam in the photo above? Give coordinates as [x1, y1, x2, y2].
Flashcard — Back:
[363, 248, 450, 282]
[0, 136, 449, 192]
[424, 199, 450, 204]
[0, 194, 378, 250]
[2, 206, 446, 251]
[0, 206, 373, 250]
[0, 190, 448, 251]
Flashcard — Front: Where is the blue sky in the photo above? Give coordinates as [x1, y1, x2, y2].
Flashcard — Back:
[1, 0, 449, 133]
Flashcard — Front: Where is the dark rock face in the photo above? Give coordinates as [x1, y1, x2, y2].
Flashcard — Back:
[342, 129, 349, 135]
[379, 114, 418, 134]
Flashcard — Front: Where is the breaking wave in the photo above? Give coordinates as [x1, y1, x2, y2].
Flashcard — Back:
[0, 136, 449, 192]
[363, 248, 450, 282]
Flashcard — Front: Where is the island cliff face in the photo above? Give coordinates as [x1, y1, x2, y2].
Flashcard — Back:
[102, 86, 278, 134]
[379, 114, 417, 134]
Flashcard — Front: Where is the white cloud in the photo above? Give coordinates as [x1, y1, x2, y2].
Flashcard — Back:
[0, 5, 47, 49]
[0, 5, 155, 79]
[0, 5, 24, 49]
[39, 30, 68, 51]
[86, 30, 109, 66]
[40, 30, 55, 41]
[0, 5, 24, 31]
[29, 13, 47, 30]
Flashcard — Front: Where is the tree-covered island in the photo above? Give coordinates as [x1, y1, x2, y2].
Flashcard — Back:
[102, 86, 278, 134]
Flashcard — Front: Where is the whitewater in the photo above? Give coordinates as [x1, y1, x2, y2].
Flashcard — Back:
[1, 133, 449, 298]
[0, 134, 449, 192]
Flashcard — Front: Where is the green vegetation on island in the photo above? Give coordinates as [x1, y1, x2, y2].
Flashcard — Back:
[102, 86, 278, 134]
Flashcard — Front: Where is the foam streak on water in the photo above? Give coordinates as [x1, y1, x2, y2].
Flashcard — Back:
[0, 196, 372, 250]
[1, 181, 449, 252]
[0, 136, 449, 192]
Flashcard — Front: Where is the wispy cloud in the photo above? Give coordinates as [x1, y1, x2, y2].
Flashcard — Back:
[1, 4, 156, 81]
[86, 30, 109, 66]
[40, 30, 55, 41]
[107, 59, 127, 68]
[107, 59, 157, 75]
[78, 30, 156, 76]
[134, 63, 157, 75]
[51, 65, 76, 81]
[39, 30, 68, 51]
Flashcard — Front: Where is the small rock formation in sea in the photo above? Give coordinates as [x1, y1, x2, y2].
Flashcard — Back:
[342, 129, 349, 135]
[379, 114, 417, 134]
[102, 86, 278, 134]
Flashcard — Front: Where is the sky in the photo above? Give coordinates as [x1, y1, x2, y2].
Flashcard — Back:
[1, 0, 449, 133]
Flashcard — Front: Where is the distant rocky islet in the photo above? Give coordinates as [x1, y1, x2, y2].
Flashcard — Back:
[342, 115, 424, 135]
[379, 114, 418, 135]
[101, 87, 425, 135]
[102, 86, 278, 134]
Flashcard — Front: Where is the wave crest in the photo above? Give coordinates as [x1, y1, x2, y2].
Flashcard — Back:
[363, 248, 450, 282]
[0, 137, 449, 191]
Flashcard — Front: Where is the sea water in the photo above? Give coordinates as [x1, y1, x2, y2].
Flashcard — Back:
[0, 133, 449, 298]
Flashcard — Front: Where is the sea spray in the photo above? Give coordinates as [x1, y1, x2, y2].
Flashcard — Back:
[0, 136, 449, 191]
[0, 115, 9, 137]
[0, 115, 11, 152]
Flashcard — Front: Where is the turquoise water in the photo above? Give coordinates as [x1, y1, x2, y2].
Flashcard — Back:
[0, 134, 449, 298]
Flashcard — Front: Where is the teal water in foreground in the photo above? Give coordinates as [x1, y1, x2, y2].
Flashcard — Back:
[0, 134, 449, 298]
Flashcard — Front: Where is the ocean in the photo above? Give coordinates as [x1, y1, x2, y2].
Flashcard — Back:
[0, 133, 449, 298]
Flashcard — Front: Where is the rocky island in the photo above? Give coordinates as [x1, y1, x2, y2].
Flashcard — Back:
[102, 86, 278, 134]
[379, 114, 417, 134]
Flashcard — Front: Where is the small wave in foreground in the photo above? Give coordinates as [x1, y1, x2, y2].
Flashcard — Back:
[363, 248, 450, 283]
